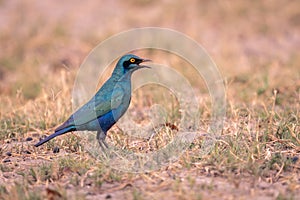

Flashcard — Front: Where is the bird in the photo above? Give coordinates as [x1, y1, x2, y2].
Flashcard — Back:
[34, 54, 151, 150]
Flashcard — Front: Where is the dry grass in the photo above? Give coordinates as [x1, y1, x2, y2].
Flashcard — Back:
[0, 1, 300, 199]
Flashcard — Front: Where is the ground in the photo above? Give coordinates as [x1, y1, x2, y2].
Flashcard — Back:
[0, 1, 299, 199]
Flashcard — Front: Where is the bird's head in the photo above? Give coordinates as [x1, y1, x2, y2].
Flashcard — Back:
[113, 54, 151, 75]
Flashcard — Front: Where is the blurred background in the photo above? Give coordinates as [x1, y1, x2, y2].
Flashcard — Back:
[0, 2, 299, 198]
[0, 0, 299, 102]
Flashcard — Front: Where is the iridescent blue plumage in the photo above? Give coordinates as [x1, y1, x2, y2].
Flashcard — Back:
[34, 54, 150, 149]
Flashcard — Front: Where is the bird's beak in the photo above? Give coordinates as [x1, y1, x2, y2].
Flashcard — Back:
[139, 59, 152, 69]
[142, 59, 152, 63]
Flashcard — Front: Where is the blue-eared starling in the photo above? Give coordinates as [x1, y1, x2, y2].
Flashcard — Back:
[34, 54, 151, 149]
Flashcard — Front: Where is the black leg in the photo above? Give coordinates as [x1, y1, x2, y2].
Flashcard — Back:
[97, 131, 108, 151]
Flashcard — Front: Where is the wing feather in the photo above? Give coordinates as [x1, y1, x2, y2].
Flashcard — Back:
[56, 86, 124, 130]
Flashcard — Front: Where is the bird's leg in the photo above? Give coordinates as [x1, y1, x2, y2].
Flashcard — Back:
[96, 131, 108, 151]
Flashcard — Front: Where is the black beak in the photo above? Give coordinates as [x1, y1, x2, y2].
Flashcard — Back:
[141, 59, 152, 63]
[138, 58, 152, 69]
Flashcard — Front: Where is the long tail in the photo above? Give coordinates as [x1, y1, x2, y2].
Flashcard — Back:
[34, 126, 75, 147]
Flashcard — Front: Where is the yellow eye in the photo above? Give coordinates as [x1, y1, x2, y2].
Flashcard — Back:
[130, 58, 135, 63]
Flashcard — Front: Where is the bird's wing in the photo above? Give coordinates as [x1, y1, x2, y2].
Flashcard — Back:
[91, 86, 125, 119]
[56, 87, 125, 131]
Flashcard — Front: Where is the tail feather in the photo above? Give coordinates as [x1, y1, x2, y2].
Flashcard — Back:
[34, 126, 75, 147]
